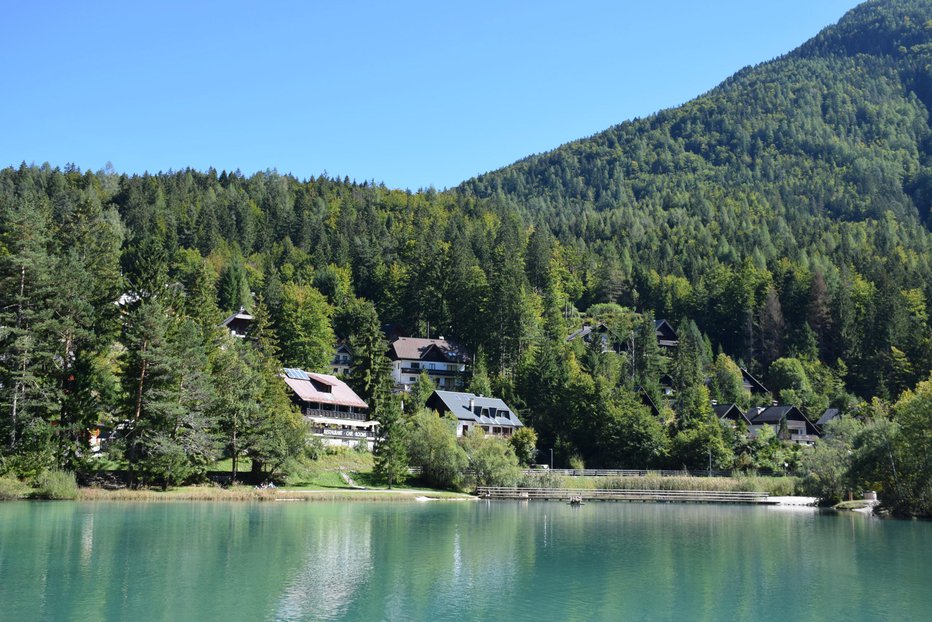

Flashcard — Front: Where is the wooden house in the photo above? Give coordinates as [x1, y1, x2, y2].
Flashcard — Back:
[220, 307, 254, 338]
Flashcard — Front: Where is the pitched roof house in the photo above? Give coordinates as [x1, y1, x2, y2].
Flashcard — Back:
[220, 307, 254, 338]
[387, 337, 469, 391]
[566, 322, 624, 354]
[816, 408, 840, 429]
[747, 405, 820, 445]
[654, 319, 679, 348]
[425, 390, 523, 437]
[282, 368, 375, 449]
[330, 342, 352, 377]
[740, 367, 770, 395]
[713, 403, 753, 427]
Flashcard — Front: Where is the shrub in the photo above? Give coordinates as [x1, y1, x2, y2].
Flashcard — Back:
[0, 475, 31, 500]
[34, 470, 79, 500]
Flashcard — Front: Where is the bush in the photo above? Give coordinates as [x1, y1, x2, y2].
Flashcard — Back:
[34, 470, 79, 500]
[0, 475, 31, 500]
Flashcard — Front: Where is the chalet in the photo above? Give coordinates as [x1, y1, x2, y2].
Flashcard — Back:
[713, 403, 753, 427]
[816, 408, 840, 430]
[654, 319, 679, 349]
[566, 322, 623, 354]
[331, 342, 352, 377]
[387, 336, 469, 391]
[282, 368, 376, 449]
[747, 405, 820, 446]
[220, 307, 253, 338]
[425, 390, 523, 437]
[740, 368, 769, 395]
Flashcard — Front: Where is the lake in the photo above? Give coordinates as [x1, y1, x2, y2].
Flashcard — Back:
[0, 500, 929, 621]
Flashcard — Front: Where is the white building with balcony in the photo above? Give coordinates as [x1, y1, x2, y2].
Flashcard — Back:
[387, 337, 469, 391]
[282, 368, 376, 449]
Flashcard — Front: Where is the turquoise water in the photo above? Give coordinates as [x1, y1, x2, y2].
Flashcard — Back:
[0, 501, 929, 621]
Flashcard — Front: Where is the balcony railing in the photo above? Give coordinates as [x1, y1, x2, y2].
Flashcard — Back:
[304, 408, 368, 421]
[400, 367, 459, 376]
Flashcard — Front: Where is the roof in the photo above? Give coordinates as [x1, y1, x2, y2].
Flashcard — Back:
[654, 319, 678, 341]
[220, 307, 254, 327]
[816, 408, 840, 427]
[388, 337, 469, 363]
[282, 368, 368, 409]
[427, 390, 523, 428]
[740, 367, 769, 394]
[748, 405, 819, 434]
[713, 403, 751, 425]
[639, 388, 661, 417]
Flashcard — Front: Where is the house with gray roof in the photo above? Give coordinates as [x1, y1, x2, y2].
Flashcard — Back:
[220, 306, 254, 338]
[816, 408, 840, 430]
[425, 390, 523, 438]
[747, 405, 820, 445]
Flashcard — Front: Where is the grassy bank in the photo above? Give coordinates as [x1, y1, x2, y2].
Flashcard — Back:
[519, 472, 799, 496]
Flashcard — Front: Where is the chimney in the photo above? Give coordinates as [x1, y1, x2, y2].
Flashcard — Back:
[711, 399, 718, 406]
[772, 400, 779, 407]
[469, 397, 475, 411]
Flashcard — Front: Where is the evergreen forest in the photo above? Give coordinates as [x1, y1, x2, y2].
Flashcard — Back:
[2, 0, 931, 514]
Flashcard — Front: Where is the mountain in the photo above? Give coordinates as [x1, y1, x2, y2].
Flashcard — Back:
[455, 0, 932, 397]
[463, 0, 932, 229]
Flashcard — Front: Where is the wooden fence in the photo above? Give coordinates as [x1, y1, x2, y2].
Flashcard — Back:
[476, 486, 774, 504]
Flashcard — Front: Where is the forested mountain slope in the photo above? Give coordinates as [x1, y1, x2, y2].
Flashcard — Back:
[2, 0, 932, 489]
[458, 0, 932, 397]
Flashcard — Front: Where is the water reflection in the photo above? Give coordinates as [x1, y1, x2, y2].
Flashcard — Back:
[0, 502, 929, 621]
[275, 506, 373, 621]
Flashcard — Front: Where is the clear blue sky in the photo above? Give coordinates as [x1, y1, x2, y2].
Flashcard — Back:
[1, 1, 862, 190]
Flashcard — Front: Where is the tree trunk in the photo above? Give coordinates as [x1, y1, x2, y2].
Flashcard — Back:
[231, 428, 238, 483]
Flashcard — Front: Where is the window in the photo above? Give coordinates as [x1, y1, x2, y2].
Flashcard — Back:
[409, 377, 416, 382]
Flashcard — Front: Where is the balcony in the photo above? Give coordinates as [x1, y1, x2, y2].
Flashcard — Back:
[303, 408, 368, 422]
[400, 367, 459, 377]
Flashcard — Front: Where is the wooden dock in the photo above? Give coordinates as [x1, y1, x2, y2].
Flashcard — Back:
[476, 487, 776, 504]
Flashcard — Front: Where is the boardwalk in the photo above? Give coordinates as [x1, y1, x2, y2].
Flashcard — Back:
[476, 487, 776, 504]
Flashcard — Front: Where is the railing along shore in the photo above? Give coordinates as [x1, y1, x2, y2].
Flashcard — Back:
[520, 468, 737, 477]
[476, 487, 774, 504]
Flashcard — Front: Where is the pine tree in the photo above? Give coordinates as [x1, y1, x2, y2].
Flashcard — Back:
[372, 375, 407, 488]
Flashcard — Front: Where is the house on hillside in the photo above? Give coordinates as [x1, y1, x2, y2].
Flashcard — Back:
[816, 408, 841, 431]
[747, 405, 820, 446]
[425, 390, 523, 437]
[566, 322, 624, 354]
[713, 403, 753, 427]
[282, 368, 376, 449]
[740, 367, 769, 395]
[221, 307, 253, 338]
[654, 319, 679, 349]
[330, 342, 352, 377]
[387, 336, 469, 391]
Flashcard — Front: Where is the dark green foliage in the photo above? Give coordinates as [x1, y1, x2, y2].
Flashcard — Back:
[3, 2, 932, 486]
[372, 378, 408, 488]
